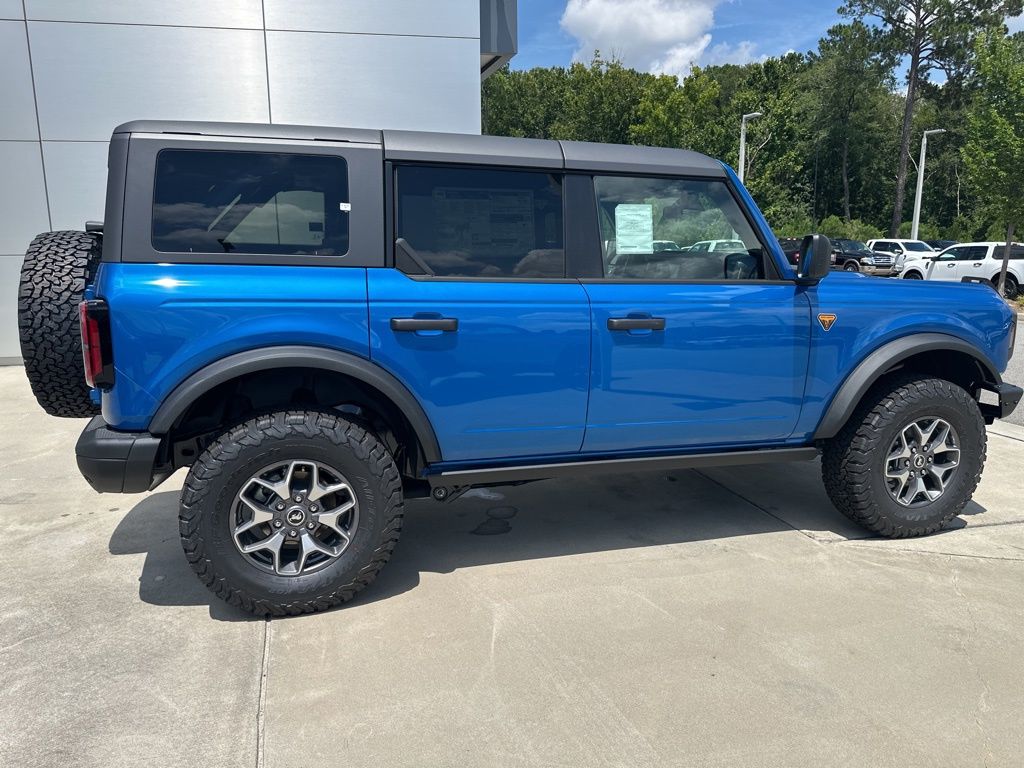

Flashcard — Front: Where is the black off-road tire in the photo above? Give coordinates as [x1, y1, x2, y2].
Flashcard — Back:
[18, 230, 102, 417]
[903, 270, 923, 280]
[180, 411, 403, 616]
[822, 375, 986, 538]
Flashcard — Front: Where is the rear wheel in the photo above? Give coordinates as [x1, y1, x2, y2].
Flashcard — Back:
[996, 274, 1019, 300]
[179, 411, 404, 616]
[822, 376, 985, 537]
[18, 231, 102, 417]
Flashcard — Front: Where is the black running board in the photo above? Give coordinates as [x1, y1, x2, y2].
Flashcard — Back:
[426, 446, 819, 488]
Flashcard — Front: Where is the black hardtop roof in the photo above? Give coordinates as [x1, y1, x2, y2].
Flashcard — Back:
[114, 120, 726, 177]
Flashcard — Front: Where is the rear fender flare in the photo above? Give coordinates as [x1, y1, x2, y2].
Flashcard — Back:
[147, 345, 442, 463]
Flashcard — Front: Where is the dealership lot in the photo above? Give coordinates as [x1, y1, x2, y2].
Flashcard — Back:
[2, 358, 1023, 768]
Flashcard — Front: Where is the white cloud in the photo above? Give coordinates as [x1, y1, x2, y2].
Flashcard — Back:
[559, 0, 758, 77]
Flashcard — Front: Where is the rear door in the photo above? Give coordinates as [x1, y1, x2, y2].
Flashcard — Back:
[368, 163, 590, 462]
[954, 245, 991, 281]
[576, 172, 812, 453]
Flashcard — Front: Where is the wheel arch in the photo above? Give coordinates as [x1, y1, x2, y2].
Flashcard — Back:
[148, 345, 442, 466]
[813, 333, 1002, 440]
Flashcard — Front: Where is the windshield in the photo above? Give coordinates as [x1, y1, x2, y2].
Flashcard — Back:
[904, 242, 934, 252]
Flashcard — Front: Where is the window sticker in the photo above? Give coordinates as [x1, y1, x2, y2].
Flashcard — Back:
[614, 204, 654, 254]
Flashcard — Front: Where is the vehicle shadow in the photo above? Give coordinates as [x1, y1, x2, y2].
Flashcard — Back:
[108, 463, 987, 620]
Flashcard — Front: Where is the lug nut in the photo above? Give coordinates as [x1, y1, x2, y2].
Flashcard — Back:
[294, 494, 303, 503]
[307, 521, 315, 529]
[309, 504, 318, 513]
[274, 520, 283, 528]
[289, 529, 298, 537]
[276, 503, 285, 511]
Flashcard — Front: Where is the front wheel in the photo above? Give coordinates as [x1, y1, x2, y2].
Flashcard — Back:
[822, 376, 985, 537]
[843, 262, 859, 272]
[179, 411, 404, 616]
[903, 271, 923, 279]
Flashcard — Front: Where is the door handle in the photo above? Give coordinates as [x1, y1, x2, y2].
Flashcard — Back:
[390, 317, 458, 332]
[607, 317, 666, 331]
[973, 262, 982, 267]
[947, 263, 956, 268]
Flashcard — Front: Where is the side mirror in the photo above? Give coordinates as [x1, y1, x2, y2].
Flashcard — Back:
[797, 234, 832, 284]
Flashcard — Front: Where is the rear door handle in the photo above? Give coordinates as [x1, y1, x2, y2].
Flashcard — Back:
[607, 317, 666, 331]
[390, 317, 458, 332]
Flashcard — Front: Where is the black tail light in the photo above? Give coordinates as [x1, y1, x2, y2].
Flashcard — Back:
[79, 299, 114, 389]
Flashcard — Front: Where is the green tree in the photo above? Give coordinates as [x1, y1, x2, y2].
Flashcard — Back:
[962, 28, 1024, 295]
[801, 23, 894, 223]
[841, 0, 1023, 236]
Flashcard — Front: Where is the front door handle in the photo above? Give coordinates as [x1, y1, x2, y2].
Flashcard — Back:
[390, 317, 459, 332]
[608, 317, 666, 331]
[973, 262, 983, 267]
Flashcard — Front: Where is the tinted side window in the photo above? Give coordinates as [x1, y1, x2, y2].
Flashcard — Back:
[395, 165, 564, 278]
[1011, 246, 1024, 260]
[153, 150, 349, 255]
[593, 176, 767, 280]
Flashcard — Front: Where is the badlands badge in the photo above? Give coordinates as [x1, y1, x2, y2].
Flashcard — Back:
[817, 313, 837, 331]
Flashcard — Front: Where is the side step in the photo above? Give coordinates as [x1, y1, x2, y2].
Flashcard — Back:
[426, 446, 819, 489]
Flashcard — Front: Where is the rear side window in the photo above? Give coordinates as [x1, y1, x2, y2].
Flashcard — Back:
[593, 175, 768, 280]
[395, 165, 564, 278]
[152, 150, 349, 255]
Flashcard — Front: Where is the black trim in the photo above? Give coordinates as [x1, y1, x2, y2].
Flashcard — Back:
[147, 345, 442, 464]
[564, 173, 603, 278]
[813, 333, 1003, 440]
[608, 316, 665, 331]
[427, 446, 818, 488]
[390, 317, 458, 332]
[76, 416, 166, 493]
[980, 382, 1022, 420]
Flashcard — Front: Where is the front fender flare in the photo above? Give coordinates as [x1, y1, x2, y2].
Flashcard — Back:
[812, 333, 1001, 440]
[147, 345, 442, 464]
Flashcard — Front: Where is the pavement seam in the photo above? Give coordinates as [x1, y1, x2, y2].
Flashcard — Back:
[836, 542, 1024, 563]
[256, 619, 271, 768]
[693, 469, 819, 541]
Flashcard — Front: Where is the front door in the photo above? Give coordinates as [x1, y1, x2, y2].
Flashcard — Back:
[369, 163, 590, 462]
[578, 174, 812, 453]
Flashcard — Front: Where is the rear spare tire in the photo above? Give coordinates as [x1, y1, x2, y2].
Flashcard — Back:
[18, 230, 102, 417]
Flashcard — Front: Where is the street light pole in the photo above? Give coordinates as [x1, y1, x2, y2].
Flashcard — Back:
[738, 112, 762, 184]
[911, 128, 946, 240]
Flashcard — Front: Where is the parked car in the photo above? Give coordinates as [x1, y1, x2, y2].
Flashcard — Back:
[926, 239, 957, 251]
[17, 121, 1021, 616]
[778, 237, 802, 265]
[866, 239, 936, 271]
[685, 239, 747, 253]
[901, 241, 1024, 298]
[831, 238, 896, 275]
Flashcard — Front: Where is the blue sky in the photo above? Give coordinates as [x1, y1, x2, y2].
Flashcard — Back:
[514, 0, 845, 75]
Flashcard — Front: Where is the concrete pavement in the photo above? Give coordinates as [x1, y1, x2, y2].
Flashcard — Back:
[1, 365, 1023, 767]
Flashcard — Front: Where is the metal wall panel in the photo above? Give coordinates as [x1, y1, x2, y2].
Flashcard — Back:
[41, 141, 109, 231]
[0, 142, 49, 255]
[0, 0, 22, 19]
[0, 21, 40, 140]
[264, 0, 479, 38]
[25, 0, 262, 28]
[29, 21, 270, 141]
[0, 254, 24, 361]
[267, 31, 481, 133]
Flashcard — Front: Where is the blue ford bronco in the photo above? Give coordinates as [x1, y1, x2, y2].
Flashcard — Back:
[18, 121, 1021, 616]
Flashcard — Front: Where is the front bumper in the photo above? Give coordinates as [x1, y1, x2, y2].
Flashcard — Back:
[980, 382, 1023, 422]
[76, 416, 167, 493]
[861, 264, 896, 276]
